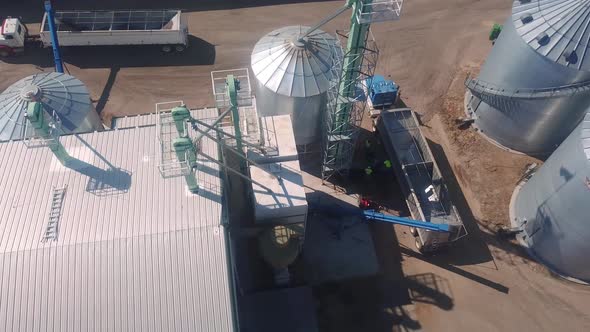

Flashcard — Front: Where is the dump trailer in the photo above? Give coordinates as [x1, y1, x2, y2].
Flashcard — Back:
[0, 10, 188, 56]
[376, 108, 466, 252]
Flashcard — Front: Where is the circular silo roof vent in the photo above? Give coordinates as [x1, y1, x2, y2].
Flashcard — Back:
[513, 0, 590, 71]
[564, 50, 578, 65]
[20, 84, 42, 102]
[536, 32, 550, 46]
[520, 14, 533, 24]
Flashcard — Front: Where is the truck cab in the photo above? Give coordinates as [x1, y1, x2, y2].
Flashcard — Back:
[0, 17, 27, 56]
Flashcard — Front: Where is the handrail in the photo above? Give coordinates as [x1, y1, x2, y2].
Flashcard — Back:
[465, 76, 590, 99]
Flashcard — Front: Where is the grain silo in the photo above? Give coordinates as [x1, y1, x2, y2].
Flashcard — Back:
[465, 0, 590, 156]
[511, 111, 590, 282]
[251, 26, 341, 146]
[0, 72, 102, 141]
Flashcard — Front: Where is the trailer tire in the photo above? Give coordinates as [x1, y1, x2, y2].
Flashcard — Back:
[174, 45, 186, 53]
[415, 238, 425, 253]
[162, 45, 173, 53]
[409, 227, 418, 236]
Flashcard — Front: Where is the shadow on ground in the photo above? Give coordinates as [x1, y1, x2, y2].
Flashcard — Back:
[1, 35, 215, 69]
[313, 215, 456, 332]
[303, 146, 455, 332]
[426, 137, 536, 268]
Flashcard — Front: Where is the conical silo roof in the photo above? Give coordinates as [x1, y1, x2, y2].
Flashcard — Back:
[0, 72, 94, 141]
[251, 26, 341, 98]
[512, 0, 590, 71]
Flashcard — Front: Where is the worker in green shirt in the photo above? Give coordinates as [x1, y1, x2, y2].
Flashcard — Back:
[384, 159, 392, 169]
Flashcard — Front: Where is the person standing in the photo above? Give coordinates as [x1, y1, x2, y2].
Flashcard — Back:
[383, 159, 392, 170]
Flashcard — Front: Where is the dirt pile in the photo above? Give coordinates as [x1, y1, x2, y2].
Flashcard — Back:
[429, 65, 538, 228]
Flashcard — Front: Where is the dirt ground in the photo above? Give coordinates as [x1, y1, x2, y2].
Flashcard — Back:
[2, 0, 590, 331]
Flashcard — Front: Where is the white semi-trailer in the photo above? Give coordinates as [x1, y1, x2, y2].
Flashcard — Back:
[0, 9, 189, 57]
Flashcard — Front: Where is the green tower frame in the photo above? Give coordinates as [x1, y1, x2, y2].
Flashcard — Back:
[319, 0, 403, 182]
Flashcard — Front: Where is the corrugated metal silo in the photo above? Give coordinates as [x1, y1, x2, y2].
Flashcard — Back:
[466, 0, 590, 156]
[251, 26, 341, 146]
[512, 112, 590, 282]
[0, 72, 102, 141]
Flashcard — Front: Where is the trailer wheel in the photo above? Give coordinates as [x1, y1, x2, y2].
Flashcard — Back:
[0, 49, 11, 57]
[174, 45, 186, 53]
[415, 238, 425, 253]
[409, 227, 418, 237]
[162, 45, 173, 53]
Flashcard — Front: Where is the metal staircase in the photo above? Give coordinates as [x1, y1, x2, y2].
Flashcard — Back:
[322, 34, 378, 180]
[466, 76, 590, 119]
[42, 185, 67, 242]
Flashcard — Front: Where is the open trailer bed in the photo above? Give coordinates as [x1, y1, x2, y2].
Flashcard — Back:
[40, 10, 188, 50]
[376, 108, 466, 252]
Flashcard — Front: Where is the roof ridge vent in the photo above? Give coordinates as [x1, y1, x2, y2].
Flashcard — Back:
[20, 84, 42, 101]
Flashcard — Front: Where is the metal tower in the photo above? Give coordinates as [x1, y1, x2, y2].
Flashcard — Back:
[318, 0, 403, 182]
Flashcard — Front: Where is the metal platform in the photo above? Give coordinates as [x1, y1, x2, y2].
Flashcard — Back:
[356, 0, 404, 24]
[211, 68, 253, 109]
[21, 109, 63, 148]
[211, 69, 260, 146]
[156, 101, 192, 178]
[465, 76, 590, 100]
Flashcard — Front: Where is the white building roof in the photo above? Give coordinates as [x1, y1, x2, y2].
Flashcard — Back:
[248, 115, 307, 224]
[0, 109, 236, 331]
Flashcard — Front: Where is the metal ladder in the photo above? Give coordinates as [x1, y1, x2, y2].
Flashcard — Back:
[42, 186, 67, 242]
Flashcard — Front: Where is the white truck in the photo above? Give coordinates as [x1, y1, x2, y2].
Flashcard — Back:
[0, 9, 189, 57]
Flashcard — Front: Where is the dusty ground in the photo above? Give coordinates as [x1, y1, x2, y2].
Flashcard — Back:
[2, 0, 590, 331]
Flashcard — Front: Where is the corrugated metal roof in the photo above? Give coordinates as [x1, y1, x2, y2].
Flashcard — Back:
[513, 0, 590, 71]
[112, 108, 219, 130]
[0, 109, 236, 331]
[251, 26, 341, 97]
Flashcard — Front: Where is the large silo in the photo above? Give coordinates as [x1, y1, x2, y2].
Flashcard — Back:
[251, 26, 341, 146]
[465, 0, 590, 156]
[0, 72, 102, 141]
[511, 112, 590, 282]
